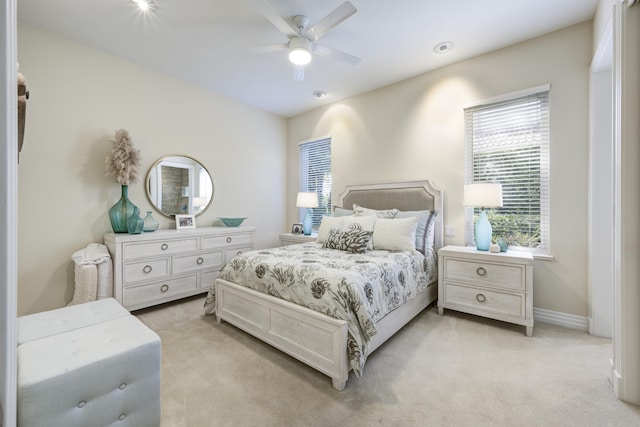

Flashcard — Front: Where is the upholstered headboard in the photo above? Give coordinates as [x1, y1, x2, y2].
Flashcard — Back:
[335, 180, 444, 250]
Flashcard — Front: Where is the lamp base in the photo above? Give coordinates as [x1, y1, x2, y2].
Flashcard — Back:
[475, 209, 492, 251]
[302, 210, 313, 235]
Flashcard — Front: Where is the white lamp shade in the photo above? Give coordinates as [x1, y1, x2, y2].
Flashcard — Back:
[463, 183, 503, 208]
[296, 192, 318, 208]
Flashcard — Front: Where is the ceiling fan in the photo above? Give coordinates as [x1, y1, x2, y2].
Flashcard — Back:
[256, 0, 361, 80]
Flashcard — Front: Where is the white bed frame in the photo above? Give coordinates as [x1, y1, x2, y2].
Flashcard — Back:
[215, 180, 443, 390]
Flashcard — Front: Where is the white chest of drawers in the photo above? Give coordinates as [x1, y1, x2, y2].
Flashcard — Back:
[437, 245, 534, 336]
[105, 226, 255, 310]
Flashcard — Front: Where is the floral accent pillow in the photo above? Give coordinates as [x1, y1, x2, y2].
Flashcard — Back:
[322, 224, 373, 254]
[353, 203, 398, 219]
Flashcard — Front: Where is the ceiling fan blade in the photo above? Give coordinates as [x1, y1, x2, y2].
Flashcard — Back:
[313, 44, 361, 66]
[305, 1, 357, 42]
[251, 43, 288, 54]
[293, 65, 305, 81]
[256, 0, 298, 38]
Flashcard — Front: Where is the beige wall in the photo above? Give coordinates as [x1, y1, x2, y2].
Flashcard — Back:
[287, 22, 592, 317]
[17, 25, 287, 316]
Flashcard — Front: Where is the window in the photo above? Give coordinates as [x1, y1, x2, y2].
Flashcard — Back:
[299, 137, 332, 228]
[464, 86, 550, 254]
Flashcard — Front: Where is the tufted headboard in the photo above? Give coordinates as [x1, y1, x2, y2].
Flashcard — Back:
[334, 180, 444, 251]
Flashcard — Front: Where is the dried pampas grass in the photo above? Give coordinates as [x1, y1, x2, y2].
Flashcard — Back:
[105, 129, 141, 185]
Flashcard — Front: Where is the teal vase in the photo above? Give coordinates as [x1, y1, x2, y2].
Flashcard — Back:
[127, 206, 144, 234]
[143, 211, 159, 232]
[109, 185, 138, 233]
[474, 209, 492, 251]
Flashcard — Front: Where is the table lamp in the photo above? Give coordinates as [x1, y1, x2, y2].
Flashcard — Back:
[296, 192, 318, 235]
[463, 183, 503, 251]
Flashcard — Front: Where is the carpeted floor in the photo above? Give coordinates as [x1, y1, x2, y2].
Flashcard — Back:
[134, 295, 640, 427]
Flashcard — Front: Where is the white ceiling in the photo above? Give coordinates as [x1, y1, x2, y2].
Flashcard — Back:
[17, 0, 598, 118]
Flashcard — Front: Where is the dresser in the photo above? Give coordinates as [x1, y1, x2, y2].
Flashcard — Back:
[105, 226, 255, 311]
[437, 245, 534, 336]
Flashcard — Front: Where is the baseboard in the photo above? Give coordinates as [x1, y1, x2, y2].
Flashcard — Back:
[533, 307, 589, 331]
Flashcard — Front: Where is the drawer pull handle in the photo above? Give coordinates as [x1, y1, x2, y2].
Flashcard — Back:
[236, 251, 243, 256]
[196, 257, 204, 265]
[160, 284, 169, 293]
[226, 237, 232, 243]
[161, 243, 168, 251]
[143, 265, 152, 274]
[476, 293, 487, 303]
[476, 267, 487, 277]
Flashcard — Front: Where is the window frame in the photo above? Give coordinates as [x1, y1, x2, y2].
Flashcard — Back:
[464, 85, 551, 257]
[299, 136, 332, 230]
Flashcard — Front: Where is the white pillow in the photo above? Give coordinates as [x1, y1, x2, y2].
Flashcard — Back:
[353, 203, 398, 219]
[343, 215, 376, 231]
[373, 217, 418, 251]
[316, 216, 345, 243]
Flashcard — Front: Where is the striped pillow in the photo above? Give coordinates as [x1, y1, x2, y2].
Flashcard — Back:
[322, 226, 373, 254]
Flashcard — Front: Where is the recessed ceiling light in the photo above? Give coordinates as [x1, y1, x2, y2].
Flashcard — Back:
[131, 0, 158, 12]
[313, 91, 327, 99]
[433, 41, 454, 54]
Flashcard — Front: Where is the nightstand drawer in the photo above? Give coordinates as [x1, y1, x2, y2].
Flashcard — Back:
[444, 258, 525, 291]
[173, 250, 224, 274]
[444, 282, 525, 319]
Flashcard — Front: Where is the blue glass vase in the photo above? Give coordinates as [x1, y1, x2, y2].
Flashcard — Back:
[475, 209, 492, 251]
[143, 211, 159, 232]
[302, 209, 313, 235]
[108, 185, 138, 233]
[127, 206, 144, 234]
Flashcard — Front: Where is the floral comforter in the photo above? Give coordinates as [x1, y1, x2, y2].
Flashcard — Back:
[204, 242, 433, 377]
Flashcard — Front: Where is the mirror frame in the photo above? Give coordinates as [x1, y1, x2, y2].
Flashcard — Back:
[145, 154, 214, 218]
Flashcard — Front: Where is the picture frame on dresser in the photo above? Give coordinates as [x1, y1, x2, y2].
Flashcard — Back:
[291, 223, 303, 234]
[175, 214, 196, 230]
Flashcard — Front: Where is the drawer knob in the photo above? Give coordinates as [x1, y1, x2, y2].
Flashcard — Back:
[226, 237, 232, 243]
[476, 267, 487, 277]
[476, 293, 487, 303]
[143, 265, 152, 274]
[196, 257, 204, 265]
[161, 243, 168, 251]
[160, 284, 169, 293]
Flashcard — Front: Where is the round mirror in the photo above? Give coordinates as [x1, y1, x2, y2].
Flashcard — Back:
[145, 155, 214, 218]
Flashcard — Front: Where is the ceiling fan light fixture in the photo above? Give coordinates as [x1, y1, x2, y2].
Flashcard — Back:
[131, 0, 158, 13]
[289, 37, 312, 65]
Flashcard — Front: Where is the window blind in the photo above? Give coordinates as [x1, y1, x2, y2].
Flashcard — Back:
[464, 90, 550, 253]
[299, 138, 332, 228]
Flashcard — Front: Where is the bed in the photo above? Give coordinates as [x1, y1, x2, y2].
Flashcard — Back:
[204, 180, 443, 390]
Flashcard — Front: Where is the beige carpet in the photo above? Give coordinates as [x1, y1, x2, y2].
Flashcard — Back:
[135, 295, 640, 427]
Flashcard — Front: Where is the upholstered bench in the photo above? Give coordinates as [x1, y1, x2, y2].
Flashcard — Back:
[17, 298, 161, 427]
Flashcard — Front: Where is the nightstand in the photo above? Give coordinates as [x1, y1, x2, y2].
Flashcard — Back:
[437, 245, 534, 336]
[279, 233, 317, 246]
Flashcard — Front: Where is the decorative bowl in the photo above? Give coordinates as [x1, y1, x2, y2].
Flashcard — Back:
[218, 217, 247, 227]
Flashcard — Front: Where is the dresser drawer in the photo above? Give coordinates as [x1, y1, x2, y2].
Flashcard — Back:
[201, 270, 218, 292]
[225, 246, 253, 263]
[123, 275, 199, 308]
[123, 258, 170, 284]
[123, 237, 199, 260]
[202, 233, 252, 249]
[444, 258, 525, 291]
[444, 282, 525, 319]
[173, 250, 224, 274]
